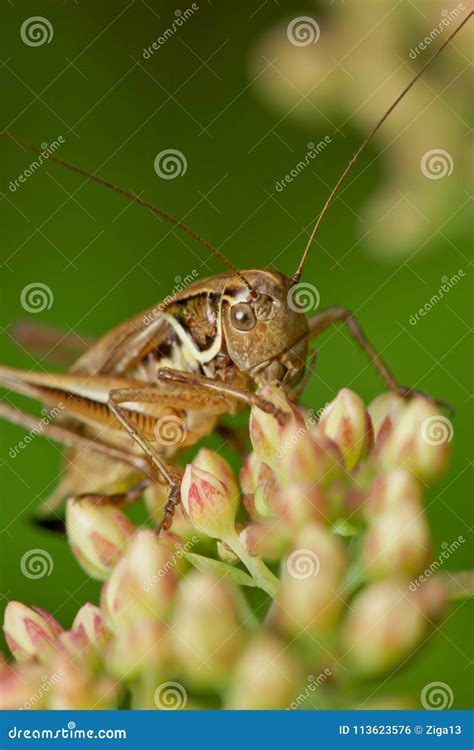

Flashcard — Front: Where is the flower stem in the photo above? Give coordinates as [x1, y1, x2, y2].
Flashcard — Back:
[223, 533, 279, 599]
[444, 570, 474, 600]
[130, 669, 160, 709]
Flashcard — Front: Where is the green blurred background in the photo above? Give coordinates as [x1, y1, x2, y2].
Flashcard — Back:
[0, 0, 472, 707]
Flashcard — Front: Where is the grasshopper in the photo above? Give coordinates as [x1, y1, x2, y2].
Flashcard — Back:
[0, 14, 469, 531]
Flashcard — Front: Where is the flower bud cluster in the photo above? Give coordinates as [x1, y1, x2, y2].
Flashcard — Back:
[2, 389, 457, 708]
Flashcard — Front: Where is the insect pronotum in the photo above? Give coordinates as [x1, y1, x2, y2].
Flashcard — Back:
[0, 12, 471, 531]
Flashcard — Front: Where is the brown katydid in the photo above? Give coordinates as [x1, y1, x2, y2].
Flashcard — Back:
[0, 13, 469, 531]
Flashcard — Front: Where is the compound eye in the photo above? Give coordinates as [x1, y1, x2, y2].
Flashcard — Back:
[230, 302, 256, 331]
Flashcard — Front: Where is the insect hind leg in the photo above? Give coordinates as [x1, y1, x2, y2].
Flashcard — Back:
[308, 306, 398, 389]
[307, 306, 453, 412]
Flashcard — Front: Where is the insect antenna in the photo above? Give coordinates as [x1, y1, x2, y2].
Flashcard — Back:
[292, 10, 473, 284]
[0, 130, 255, 293]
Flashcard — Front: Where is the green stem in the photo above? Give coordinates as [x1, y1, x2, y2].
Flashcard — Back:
[444, 570, 474, 600]
[223, 532, 280, 599]
[130, 669, 160, 710]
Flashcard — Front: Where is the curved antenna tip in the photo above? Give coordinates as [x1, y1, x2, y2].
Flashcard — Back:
[292, 10, 472, 281]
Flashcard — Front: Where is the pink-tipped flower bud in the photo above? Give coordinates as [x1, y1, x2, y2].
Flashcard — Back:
[227, 634, 304, 709]
[181, 464, 237, 540]
[55, 629, 91, 664]
[49, 658, 119, 710]
[72, 603, 109, 651]
[170, 572, 244, 689]
[342, 580, 428, 676]
[144, 481, 169, 526]
[239, 520, 288, 561]
[249, 385, 302, 462]
[369, 392, 406, 437]
[0, 658, 45, 710]
[254, 469, 279, 519]
[278, 523, 347, 636]
[364, 468, 423, 518]
[168, 507, 200, 541]
[101, 530, 177, 632]
[278, 425, 343, 488]
[241, 461, 273, 519]
[193, 448, 240, 502]
[378, 398, 452, 481]
[412, 576, 449, 621]
[240, 451, 261, 496]
[66, 497, 136, 580]
[3, 603, 62, 664]
[273, 482, 341, 527]
[240, 456, 277, 521]
[362, 470, 431, 581]
[105, 621, 169, 681]
[319, 389, 373, 471]
[361, 502, 432, 579]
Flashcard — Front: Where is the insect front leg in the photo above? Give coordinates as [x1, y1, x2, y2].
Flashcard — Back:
[307, 306, 452, 411]
[156, 368, 290, 425]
